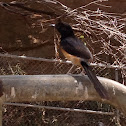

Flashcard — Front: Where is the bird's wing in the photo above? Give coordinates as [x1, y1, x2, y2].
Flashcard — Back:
[61, 37, 92, 60]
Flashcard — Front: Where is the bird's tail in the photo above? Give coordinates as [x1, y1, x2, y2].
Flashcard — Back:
[81, 61, 109, 99]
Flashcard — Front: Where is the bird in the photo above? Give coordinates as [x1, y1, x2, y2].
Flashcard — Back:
[53, 20, 109, 99]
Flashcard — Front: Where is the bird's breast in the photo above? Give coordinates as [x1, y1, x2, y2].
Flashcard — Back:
[61, 48, 81, 66]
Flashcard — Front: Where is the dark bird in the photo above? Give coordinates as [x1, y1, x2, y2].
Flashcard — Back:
[53, 20, 109, 99]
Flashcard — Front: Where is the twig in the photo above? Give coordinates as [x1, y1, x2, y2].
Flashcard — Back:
[0, 1, 59, 17]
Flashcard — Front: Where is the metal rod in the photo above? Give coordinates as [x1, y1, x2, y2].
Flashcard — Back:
[4, 102, 114, 116]
[0, 53, 125, 69]
[0, 100, 3, 126]
[115, 69, 121, 125]
[115, 69, 119, 81]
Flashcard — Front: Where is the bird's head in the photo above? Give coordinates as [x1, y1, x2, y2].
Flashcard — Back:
[50, 19, 74, 38]
[56, 20, 74, 38]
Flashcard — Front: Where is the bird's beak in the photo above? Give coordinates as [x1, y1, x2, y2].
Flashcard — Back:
[49, 24, 55, 27]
